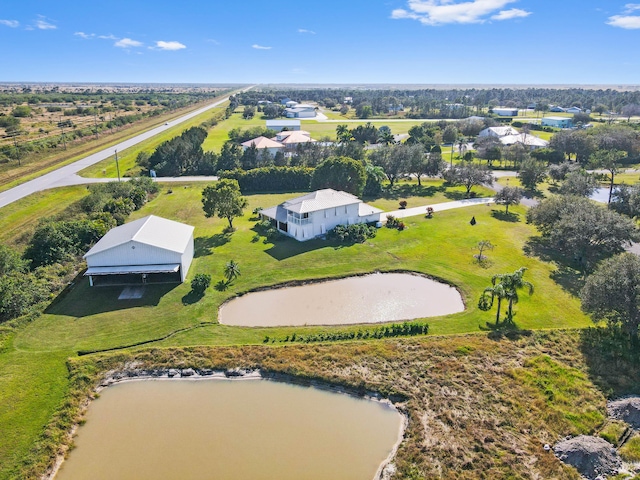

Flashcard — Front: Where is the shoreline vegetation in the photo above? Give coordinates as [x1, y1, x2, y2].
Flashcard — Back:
[20, 328, 640, 480]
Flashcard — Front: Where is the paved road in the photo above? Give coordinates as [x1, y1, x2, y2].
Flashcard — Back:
[384, 197, 495, 220]
[51, 174, 219, 187]
[0, 87, 252, 209]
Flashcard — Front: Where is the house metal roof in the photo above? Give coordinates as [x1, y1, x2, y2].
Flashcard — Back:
[499, 134, 548, 147]
[282, 189, 361, 214]
[84, 215, 194, 258]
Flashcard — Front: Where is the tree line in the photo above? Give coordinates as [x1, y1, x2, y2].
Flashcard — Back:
[0, 178, 158, 323]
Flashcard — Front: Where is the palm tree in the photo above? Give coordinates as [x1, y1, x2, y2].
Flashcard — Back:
[378, 130, 395, 145]
[496, 267, 534, 323]
[336, 124, 352, 144]
[224, 260, 240, 284]
[478, 282, 507, 325]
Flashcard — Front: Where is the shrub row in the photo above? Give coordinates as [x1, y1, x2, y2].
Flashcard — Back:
[264, 321, 429, 344]
[220, 166, 313, 193]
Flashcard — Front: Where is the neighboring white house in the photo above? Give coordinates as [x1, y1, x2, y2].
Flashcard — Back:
[493, 107, 519, 116]
[260, 189, 383, 242]
[542, 116, 573, 129]
[285, 103, 317, 118]
[566, 107, 582, 114]
[266, 119, 301, 131]
[499, 133, 548, 149]
[549, 106, 565, 112]
[83, 215, 194, 286]
[241, 136, 286, 155]
[478, 126, 520, 138]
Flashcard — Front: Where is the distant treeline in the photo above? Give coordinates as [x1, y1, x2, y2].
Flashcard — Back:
[237, 87, 640, 118]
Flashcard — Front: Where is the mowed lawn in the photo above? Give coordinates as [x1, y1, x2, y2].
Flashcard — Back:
[0, 179, 594, 479]
[14, 183, 590, 355]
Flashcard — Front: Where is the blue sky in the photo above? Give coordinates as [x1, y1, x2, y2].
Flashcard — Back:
[1, 1, 639, 84]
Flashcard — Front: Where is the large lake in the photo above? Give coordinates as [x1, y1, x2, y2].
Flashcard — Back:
[219, 272, 464, 327]
[55, 379, 403, 480]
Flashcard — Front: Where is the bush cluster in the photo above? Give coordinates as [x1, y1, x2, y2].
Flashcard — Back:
[327, 223, 376, 243]
[263, 321, 429, 344]
[386, 215, 406, 231]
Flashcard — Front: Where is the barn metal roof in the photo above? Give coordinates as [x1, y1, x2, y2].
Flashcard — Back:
[83, 215, 194, 258]
[84, 264, 180, 275]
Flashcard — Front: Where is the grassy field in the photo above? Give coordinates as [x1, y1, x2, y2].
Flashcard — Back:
[0, 93, 233, 192]
[0, 186, 90, 248]
[78, 104, 229, 178]
[0, 178, 631, 480]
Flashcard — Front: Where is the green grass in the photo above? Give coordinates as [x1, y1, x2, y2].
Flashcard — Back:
[0, 186, 90, 248]
[598, 420, 627, 445]
[12, 182, 590, 357]
[201, 110, 266, 152]
[0, 178, 608, 480]
[79, 104, 229, 178]
[620, 434, 640, 462]
[366, 178, 494, 211]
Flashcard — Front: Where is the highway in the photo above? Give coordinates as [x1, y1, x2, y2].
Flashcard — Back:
[0, 87, 251, 209]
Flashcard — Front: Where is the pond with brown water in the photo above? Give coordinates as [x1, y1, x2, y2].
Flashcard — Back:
[219, 272, 464, 327]
[55, 379, 404, 480]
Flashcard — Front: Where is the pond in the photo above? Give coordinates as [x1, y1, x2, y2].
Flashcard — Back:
[55, 379, 404, 480]
[219, 272, 464, 327]
[590, 187, 612, 204]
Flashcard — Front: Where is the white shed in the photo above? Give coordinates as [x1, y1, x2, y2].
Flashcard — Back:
[83, 215, 194, 286]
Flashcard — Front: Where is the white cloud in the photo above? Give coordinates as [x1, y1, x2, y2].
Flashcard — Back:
[0, 19, 19, 28]
[74, 31, 95, 39]
[391, 0, 531, 25]
[115, 37, 143, 48]
[35, 18, 56, 30]
[298, 28, 316, 34]
[624, 4, 640, 13]
[607, 14, 640, 29]
[252, 44, 272, 50]
[206, 38, 220, 45]
[491, 8, 531, 20]
[155, 40, 186, 51]
[98, 34, 118, 40]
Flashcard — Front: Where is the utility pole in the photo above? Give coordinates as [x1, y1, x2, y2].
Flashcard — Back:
[115, 149, 121, 182]
[58, 117, 67, 150]
[94, 112, 99, 140]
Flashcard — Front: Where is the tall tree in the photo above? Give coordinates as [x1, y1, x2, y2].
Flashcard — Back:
[443, 161, 493, 195]
[494, 186, 523, 213]
[581, 253, 640, 340]
[518, 157, 547, 192]
[527, 196, 639, 271]
[310, 156, 367, 196]
[590, 149, 625, 204]
[202, 179, 248, 229]
[558, 169, 598, 197]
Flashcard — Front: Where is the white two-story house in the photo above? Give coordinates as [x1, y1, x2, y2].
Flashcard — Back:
[260, 189, 383, 241]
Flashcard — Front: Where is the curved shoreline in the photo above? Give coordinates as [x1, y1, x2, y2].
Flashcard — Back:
[218, 269, 466, 327]
[43, 368, 408, 480]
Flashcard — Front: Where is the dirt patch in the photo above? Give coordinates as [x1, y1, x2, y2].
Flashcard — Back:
[608, 396, 640, 429]
[554, 435, 621, 479]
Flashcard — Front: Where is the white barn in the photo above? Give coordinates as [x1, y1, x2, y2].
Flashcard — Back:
[260, 189, 383, 242]
[83, 215, 194, 286]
